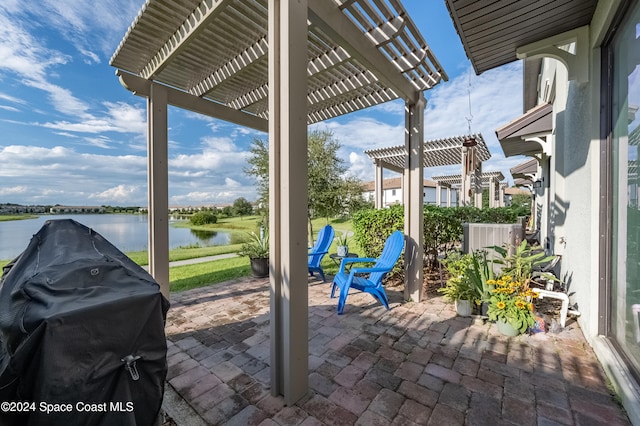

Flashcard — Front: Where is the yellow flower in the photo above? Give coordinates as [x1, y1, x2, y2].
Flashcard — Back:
[496, 301, 506, 309]
[515, 300, 526, 309]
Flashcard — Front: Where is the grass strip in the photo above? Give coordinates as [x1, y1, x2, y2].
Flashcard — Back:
[170, 256, 250, 292]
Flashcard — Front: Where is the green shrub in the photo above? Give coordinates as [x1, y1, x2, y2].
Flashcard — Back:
[353, 204, 523, 280]
[352, 205, 405, 280]
[190, 211, 218, 226]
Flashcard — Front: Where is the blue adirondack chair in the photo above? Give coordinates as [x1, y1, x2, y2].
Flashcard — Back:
[331, 230, 404, 314]
[308, 225, 335, 282]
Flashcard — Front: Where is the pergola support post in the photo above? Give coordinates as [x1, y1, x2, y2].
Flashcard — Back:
[374, 160, 384, 209]
[268, 0, 309, 406]
[474, 165, 483, 207]
[403, 93, 425, 302]
[489, 176, 496, 208]
[436, 183, 441, 207]
[147, 83, 170, 298]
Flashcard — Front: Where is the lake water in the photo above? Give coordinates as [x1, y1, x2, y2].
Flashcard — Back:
[0, 214, 236, 260]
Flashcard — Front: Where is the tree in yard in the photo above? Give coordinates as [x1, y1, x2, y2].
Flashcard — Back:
[244, 138, 269, 219]
[244, 129, 365, 243]
[510, 193, 532, 216]
[232, 197, 253, 218]
[190, 211, 217, 225]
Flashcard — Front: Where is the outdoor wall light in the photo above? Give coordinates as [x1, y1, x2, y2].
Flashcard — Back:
[533, 179, 543, 188]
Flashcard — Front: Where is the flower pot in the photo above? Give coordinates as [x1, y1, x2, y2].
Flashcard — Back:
[455, 299, 472, 317]
[250, 257, 269, 278]
[337, 245, 349, 257]
[473, 301, 489, 317]
[496, 319, 520, 337]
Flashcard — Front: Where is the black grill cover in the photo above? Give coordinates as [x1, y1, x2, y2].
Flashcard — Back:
[0, 219, 169, 426]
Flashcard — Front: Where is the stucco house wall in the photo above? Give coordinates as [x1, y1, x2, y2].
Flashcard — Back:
[540, 2, 640, 421]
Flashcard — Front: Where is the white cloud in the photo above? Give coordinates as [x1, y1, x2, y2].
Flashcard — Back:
[89, 184, 142, 202]
[0, 92, 26, 104]
[40, 101, 146, 137]
[328, 63, 527, 184]
[0, 105, 19, 112]
[0, 185, 27, 196]
[313, 116, 405, 152]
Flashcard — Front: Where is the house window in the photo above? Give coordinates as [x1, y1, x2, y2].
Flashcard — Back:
[391, 189, 396, 196]
[610, 2, 640, 374]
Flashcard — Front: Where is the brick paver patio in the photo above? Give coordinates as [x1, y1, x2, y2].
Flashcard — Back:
[162, 276, 630, 425]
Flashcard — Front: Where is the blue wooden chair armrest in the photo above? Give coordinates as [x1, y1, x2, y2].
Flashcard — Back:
[338, 257, 376, 274]
[349, 266, 389, 275]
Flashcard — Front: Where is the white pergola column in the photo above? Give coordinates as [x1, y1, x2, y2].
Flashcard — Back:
[268, 0, 309, 406]
[147, 82, 169, 298]
[403, 93, 425, 302]
[374, 160, 384, 209]
[473, 165, 483, 208]
[446, 186, 452, 207]
[488, 176, 496, 208]
[435, 183, 441, 207]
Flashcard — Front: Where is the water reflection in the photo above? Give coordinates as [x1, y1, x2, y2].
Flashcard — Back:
[0, 214, 236, 260]
[189, 229, 218, 244]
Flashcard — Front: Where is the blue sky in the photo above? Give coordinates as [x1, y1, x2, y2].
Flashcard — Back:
[0, 0, 525, 207]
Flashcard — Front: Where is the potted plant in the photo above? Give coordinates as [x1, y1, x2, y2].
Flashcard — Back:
[489, 240, 559, 289]
[466, 250, 496, 315]
[439, 253, 475, 316]
[336, 234, 349, 257]
[238, 231, 269, 278]
[486, 275, 539, 335]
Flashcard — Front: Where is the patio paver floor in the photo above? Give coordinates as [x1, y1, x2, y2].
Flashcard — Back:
[162, 276, 630, 425]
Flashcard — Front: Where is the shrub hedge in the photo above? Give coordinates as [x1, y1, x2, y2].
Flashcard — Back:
[352, 205, 522, 279]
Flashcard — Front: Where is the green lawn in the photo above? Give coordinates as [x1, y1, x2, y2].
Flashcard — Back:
[0, 215, 38, 222]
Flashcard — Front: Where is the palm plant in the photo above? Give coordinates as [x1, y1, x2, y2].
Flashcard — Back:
[467, 250, 495, 305]
[489, 240, 559, 290]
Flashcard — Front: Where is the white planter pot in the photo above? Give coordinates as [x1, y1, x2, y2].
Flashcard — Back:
[455, 299, 472, 317]
[337, 245, 349, 257]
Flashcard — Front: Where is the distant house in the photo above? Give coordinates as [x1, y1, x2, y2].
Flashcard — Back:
[503, 186, 531, 207]
[0, 204, 47, 214]
[49, 206, 105, 214]
[361, 177, 458, 207]
[362, 177, 526, 208]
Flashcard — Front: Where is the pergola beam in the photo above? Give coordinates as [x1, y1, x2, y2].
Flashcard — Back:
[117, 70, 268, 132]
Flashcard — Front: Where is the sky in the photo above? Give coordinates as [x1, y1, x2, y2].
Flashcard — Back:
[0, 0, 526, 207]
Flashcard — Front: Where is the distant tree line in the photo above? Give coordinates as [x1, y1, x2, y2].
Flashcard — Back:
[188, 197, 256, 226]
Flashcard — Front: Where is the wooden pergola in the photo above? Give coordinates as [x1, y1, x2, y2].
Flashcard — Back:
[110, 0, 446, 404]
[431, 171, 506, 208]
[365, 134, 491, 208]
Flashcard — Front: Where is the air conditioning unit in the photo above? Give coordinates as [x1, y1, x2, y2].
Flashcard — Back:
[462, 223, 524, 258]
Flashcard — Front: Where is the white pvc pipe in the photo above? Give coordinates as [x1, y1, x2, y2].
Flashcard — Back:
[532, 288, 569, 328]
